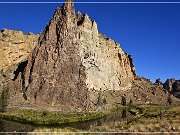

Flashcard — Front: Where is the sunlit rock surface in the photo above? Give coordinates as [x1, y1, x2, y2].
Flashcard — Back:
[0, 0, 179, 112]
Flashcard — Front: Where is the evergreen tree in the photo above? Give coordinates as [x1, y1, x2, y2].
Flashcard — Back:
[0, 82, 9, 112]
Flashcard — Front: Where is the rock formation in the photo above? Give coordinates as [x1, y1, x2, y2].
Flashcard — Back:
[0, 0, 179, 112]
[4, 0, 137, 112]
[10, 1, 89, 112]
[0, 29, 38, 71]
[163, 79, 180, 98]
[76, 12, 136, 92]
[163, 78, 176, 92]
[155, 78, 162, 85]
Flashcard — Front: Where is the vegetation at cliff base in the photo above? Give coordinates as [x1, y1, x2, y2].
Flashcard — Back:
[0, 104, 180, 132]
[0, 106, 122, 126]
[0, 82, 9, 113]
[121, 104, 180, 132]
[90, 104, 180, 132]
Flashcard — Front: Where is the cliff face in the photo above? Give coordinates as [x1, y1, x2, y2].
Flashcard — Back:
[77, 12, 136, 92]
[75, 13, 137, 109]
[4, 1, 136, 112]
[10, 1, 89, 112]
[163, 79, 180, 98]
[1, 0, 178, 112]
[0, 29, 38, 71]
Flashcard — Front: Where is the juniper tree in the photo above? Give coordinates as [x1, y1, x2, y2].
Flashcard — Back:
[0, 82, 9, 112]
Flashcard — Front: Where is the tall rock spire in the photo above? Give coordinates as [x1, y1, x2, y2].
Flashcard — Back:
[16, 0, 89, 112]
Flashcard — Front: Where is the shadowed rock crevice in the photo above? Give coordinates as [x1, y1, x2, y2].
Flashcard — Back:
[128, 55, 136, 77]
[12, 60, 28, 81]
[12, 60, 28, 100]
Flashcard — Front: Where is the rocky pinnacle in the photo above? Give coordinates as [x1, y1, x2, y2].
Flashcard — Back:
[15, 0, 89, 111]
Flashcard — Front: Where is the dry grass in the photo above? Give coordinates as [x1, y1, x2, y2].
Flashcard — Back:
[120, 105, 180, 132]
[89, 105, 180, 133]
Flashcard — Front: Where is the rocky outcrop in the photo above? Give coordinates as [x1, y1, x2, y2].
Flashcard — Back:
[163, 79, 180, 98]
[4, 0, 137, 112]
[172, 81, 180, 92]
[163, 78, 176, 92]
[131, 78, 168, 104]
[0, 29, 38, 71]
[155, 78, 162, 85]
[0, 29, 38, 102]
[10, 1, 89, 112]
[172, 81, 180, 98]
[76, 12, 136, 102]
[75, 12, 137, 110]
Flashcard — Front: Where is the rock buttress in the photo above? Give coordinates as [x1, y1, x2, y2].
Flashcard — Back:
[12, 1, 89, 112]
[76, 13, 137, 109]
[77, 13, 136, 92]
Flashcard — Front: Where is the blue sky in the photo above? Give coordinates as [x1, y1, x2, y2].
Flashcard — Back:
[0, 0, 180, 82]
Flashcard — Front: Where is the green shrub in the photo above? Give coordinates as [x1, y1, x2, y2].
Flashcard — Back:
[0, 82, 9, 112]
[42, 111, 48, 116]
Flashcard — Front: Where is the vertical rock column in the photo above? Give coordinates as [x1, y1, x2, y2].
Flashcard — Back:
[18, 0, 89, 112]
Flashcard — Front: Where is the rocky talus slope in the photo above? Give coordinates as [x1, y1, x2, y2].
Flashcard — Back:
[0, 0, 179, 112]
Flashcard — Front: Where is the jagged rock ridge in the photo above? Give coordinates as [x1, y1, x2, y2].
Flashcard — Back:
[11, 1, 89, 112]
[8, 1, 136, 111]
[163, 79, 180, 98]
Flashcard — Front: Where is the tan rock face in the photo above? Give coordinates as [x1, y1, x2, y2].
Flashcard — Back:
[77, 13, 136, 92]
[0, 29, 38, 71]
